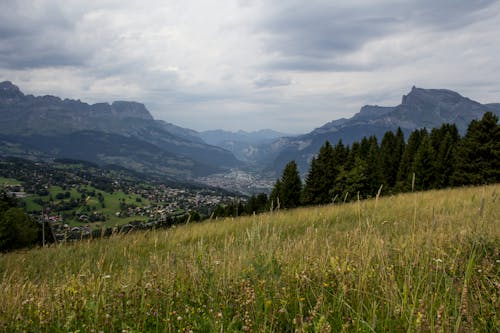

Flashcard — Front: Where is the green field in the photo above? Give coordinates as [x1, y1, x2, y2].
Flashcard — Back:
[21, 185, 150, 227]
[0, 184, 498, 332]
[0, 177, 21, 186]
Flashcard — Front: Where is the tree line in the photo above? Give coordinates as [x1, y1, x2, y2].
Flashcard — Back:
[269, 112, 499, 209]
[214, 111, 499, 216]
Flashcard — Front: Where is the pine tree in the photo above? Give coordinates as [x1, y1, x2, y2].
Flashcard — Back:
[380, 130, 404, 189]
[344, 156, 368, 200]
[269, 179, 282, 209]
[431, 124, 459, 188]
[396, 128, 427, 191]
[412, 134, 436, 190]
[280, 161, 302, 208]
[452, 112, 500, 185]
[302, 141, 337, 205]
[302, 156, 320, 205]
[362, 136, 383, 196]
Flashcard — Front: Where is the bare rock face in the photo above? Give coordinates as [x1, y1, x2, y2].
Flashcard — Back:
[110, 101, 153, 120]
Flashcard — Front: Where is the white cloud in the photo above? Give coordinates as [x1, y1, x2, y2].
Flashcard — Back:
[1, 0, 499, 133]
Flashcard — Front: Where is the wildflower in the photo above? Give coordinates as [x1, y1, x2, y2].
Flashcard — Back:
[416, 311, 424, 326]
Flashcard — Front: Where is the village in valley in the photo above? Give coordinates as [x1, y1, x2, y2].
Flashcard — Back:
[0, 157, 243, 240]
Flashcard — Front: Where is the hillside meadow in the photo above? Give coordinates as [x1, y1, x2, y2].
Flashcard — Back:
[0, 184, 498, 332]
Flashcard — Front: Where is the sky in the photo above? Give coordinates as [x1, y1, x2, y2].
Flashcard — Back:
[1, 0, 500, 133]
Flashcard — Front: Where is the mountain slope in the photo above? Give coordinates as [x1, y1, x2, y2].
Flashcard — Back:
[265, 86, 500, 174]
[199, 129, 290, 162]
[0, 81, 240, 178]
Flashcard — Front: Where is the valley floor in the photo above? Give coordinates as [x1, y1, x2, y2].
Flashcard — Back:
[0, 184, 499, 332]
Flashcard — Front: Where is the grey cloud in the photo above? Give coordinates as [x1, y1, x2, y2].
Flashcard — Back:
[263, 58, 375, 72]
[254, 75, 291, 88]
[256, 0, 499, 71]
[406, 0, 499, 30]
[0, 2, 87, 69]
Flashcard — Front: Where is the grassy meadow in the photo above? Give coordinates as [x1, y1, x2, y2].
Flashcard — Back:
[0, 184, 499, 332]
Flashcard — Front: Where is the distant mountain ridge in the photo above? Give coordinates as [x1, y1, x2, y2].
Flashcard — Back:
[2, 81, 498, 182]
[262, 86, 500, 175]
[0, 81, 240, 178]
[199, 129, 290, 162]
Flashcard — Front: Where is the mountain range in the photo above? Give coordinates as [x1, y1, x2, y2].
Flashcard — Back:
[257, 86, 500, 174]
[1, 81, 498, 183]
[0, 81, 240, 179]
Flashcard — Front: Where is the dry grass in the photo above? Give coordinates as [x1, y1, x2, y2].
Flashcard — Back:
[0, 184, 499, 332]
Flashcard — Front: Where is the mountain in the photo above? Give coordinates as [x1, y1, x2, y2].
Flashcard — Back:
[264, 86, 500, 175]
[0, 81, 240, 178]
[199, 129, 290, 163]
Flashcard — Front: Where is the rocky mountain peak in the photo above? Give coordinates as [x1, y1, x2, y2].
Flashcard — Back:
[0, 81, 24, 100]
[401, 86, 467, 107]
[110, 101, 153, 120]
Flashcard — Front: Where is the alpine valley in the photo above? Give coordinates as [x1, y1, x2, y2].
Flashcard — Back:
[0, 81, 241, 180]
[1, 81, 498, 190]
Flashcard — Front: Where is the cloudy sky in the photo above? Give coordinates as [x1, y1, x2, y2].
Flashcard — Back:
[1, 0, 499, 133]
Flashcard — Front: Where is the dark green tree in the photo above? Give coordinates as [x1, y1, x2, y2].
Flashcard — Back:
[380, 129, 405, 189]
[452, 112, 500, 185]
[0, 206, 38, 251]
[269, 179, 282, 209]
[363, 136, 383, 196]
[302, 141, 337, 205]
[279, 161, 302, 208]
[344, 156, 368, 200]
[412, 134, 436, 190]
[430, 124, 459, 188]
[396, 128, 427, 191]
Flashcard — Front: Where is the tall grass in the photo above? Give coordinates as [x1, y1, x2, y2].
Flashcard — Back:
[0, 185, 498, 332]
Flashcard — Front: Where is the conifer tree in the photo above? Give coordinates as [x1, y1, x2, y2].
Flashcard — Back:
[269, 179, 282, 209]
[363, 136, 383, 196]
[302, 141, 337, 205]
[280, 161, 302, 208]
[452, 112, 500, 185]
[302, 156, 321, 205]
[380, 130, 404, 189]
[412, 134, 436, 190]
[344, 156, 368, 199]
[431, 124, 459, 188]
[396, 128, 427, 190]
